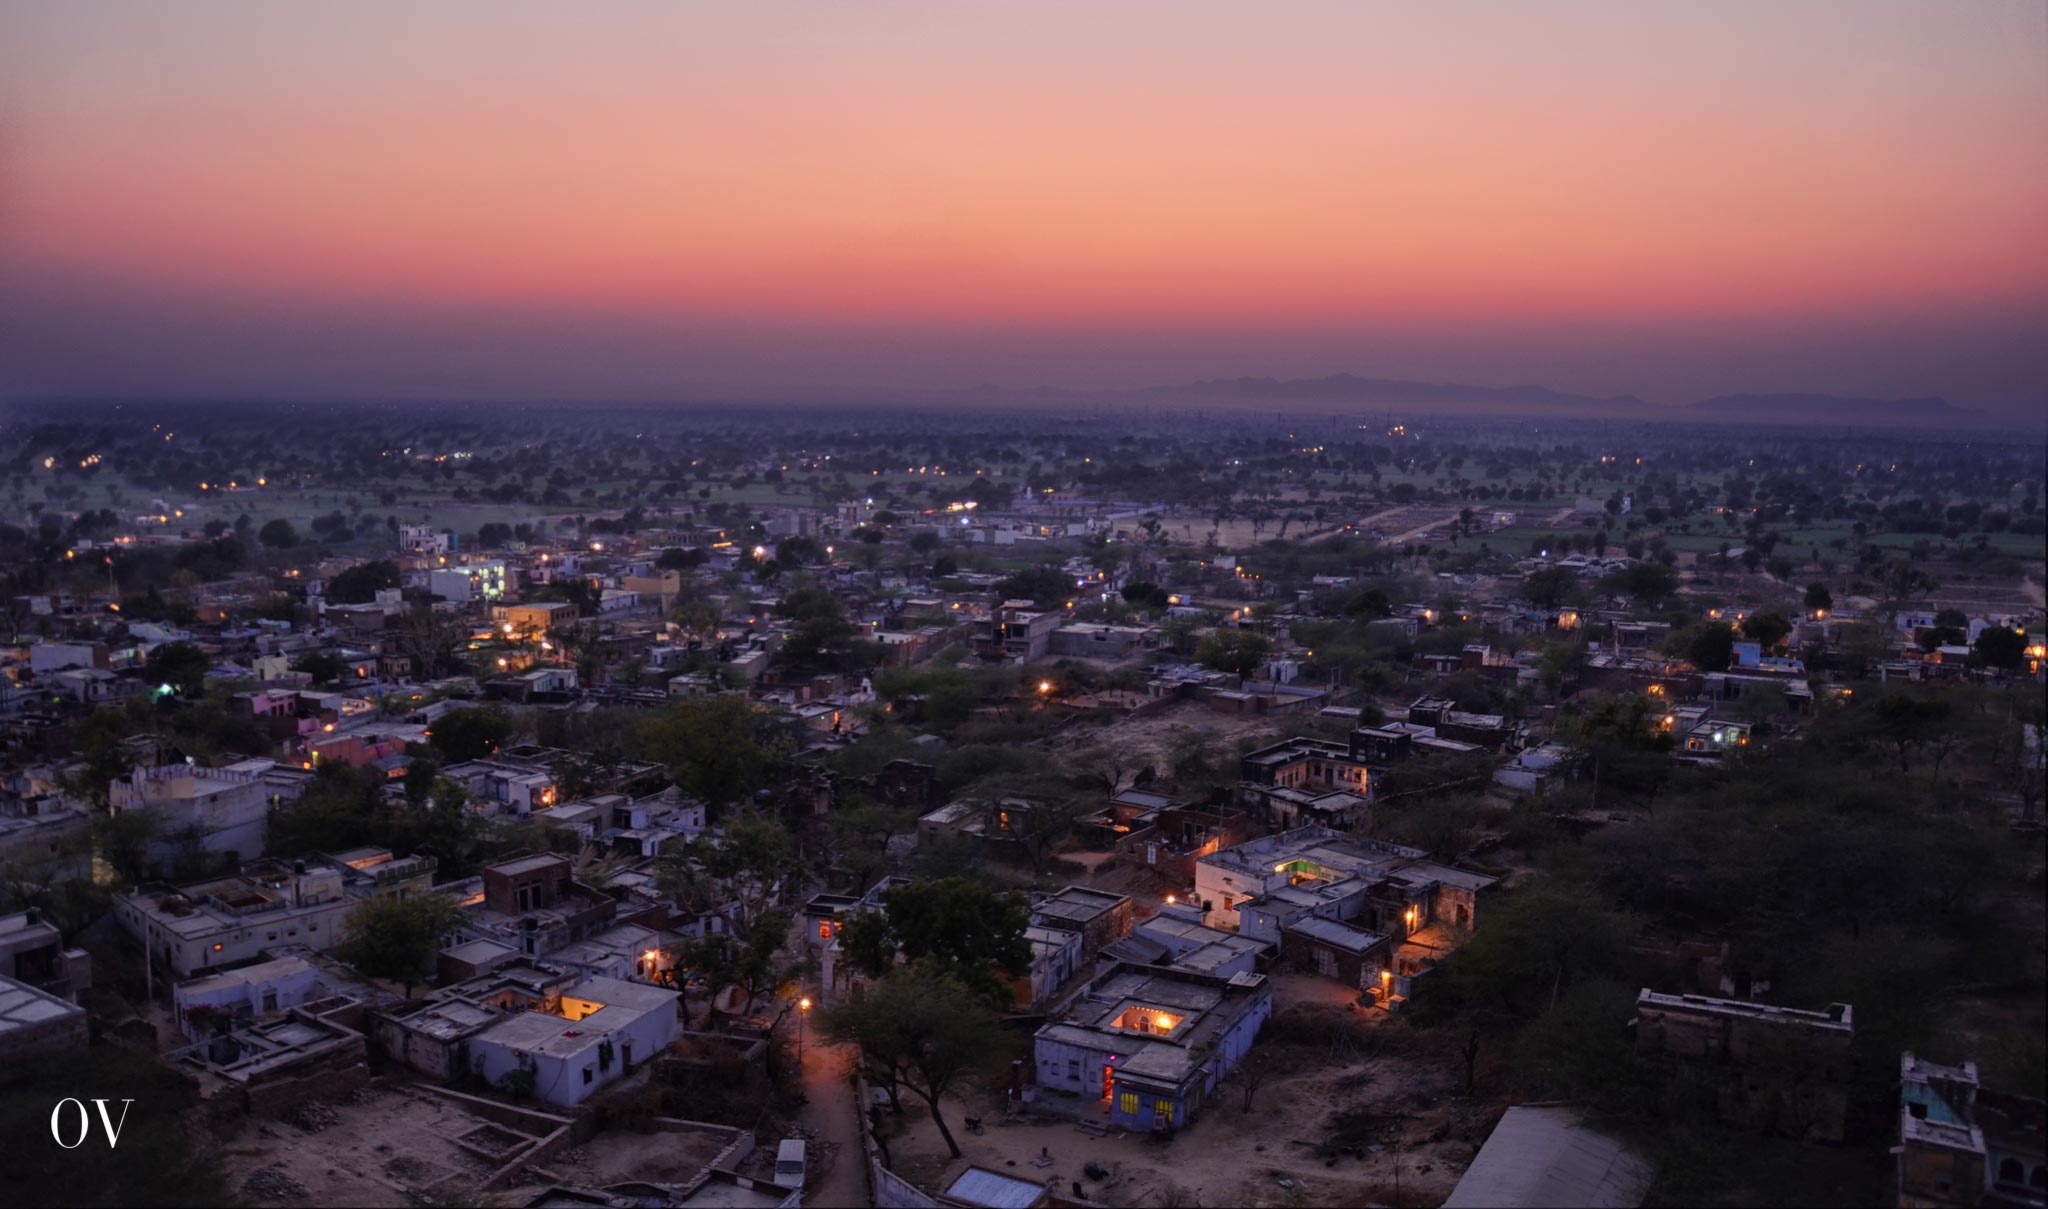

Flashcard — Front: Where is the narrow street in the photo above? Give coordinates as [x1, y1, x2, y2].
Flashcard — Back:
[794, 1032, 870, 1208]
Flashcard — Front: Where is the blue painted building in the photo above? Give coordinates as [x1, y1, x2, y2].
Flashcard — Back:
[1033, 962, 1272, 1133]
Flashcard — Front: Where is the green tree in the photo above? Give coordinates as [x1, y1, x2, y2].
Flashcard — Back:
[1519, 566, 1579, 609]
[1683, 622, 1736, 672]
[427, 705, 515, 761]
[335, 892, 464, 997]
[691, 812, 794, 937]
[294, 650, 347, 686]
[1196, 628, 1273, 676]
[1974, 625, 2027, 672]
[641, 695, 778, 811]
[1740, 610, 1793, 651]
[1804, 582, 1833, 613]
[326, 559, 401, 603]
[820, 971, 1009, 1159]
[1873, 693, 1953, 773]
[257, 517, 299, 548]
[145, 641, 211, 696]
[865, 877, 1033, 1003]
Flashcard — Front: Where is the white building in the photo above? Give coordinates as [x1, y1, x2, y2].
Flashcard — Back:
[110, 761, 282, 869]
[428, 561, 507, 603]
[468, 974, 680, 1106]
[171, 954, 321, 1040]
[399, 525, 453, 555]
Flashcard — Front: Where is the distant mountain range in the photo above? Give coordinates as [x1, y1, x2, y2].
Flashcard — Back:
[1089, 373, 1980, 426]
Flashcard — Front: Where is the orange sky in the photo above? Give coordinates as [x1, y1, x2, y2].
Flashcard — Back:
[3, 2, 2045, 406]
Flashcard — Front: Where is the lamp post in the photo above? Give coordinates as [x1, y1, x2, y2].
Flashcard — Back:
[798, 996, 812, 1064]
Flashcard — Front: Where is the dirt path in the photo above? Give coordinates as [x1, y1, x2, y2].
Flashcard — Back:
[796, 1035, 870, 1207]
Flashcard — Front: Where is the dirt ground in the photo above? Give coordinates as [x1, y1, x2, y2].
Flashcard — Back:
[526, 1122, 734, 1189]
[221, 1083, 509, 1207]
[1045, 699, 1289, 781]
[878, 973, 1496, 1208]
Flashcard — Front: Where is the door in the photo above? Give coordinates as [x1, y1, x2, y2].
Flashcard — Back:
[1101, 1065, 1114, 1100]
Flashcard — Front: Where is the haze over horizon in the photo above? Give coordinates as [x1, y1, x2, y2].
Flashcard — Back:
[4, 1, 2045, 415]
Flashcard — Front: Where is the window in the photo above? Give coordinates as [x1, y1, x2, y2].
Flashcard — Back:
[1118, 1092, 1138, 1117]
[583, 1066, 594, 1084]
[1067, 1059, 1080, 1080]
[819, 922, 832, 940]
[1155, 1098, 1175, 1125]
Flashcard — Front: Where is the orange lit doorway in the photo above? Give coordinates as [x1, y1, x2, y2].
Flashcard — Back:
[1101, 1065, 1114, 1099]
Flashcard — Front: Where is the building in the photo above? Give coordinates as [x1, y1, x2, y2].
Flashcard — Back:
[1029, 885, 1135, 957]
[1048, 623, 1150, 661]
[1101, 907, 1266, 980]
[0, 907, 91, 1001]
[1442, 1106, 1654, 1208]
[1634, 989, 1854, 1143]
[496, 600, 579, 636]
[1235, 737, 1372, 824]
[985, 600, 1063, 661]
[1033, 963, 1270, 1132]
[0, 973, 89, 1066]
[429, 561, 508, 603]
[1196, 827, 1494, 953]
[398, 525, 453, 555]
[466, 974, 681, 1107]
[171, 953, 322, 1041]
[110, 760, 296, 871]
[1896, 1052, 2047, 1209]
[452, 853, 618, 958]
[116, 849, 435, 977]
[119, 862, 357, 977]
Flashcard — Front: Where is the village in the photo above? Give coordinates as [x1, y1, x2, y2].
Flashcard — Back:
[3, 406, 2045, 1209]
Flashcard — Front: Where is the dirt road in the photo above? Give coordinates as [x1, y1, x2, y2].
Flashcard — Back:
[796, 1035, 871, 1207]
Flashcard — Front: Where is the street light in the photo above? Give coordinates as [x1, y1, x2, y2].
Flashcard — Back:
[798, 996, 812, 1063]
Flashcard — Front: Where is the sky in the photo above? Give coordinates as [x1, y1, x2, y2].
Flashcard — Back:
[3, 1, 2045, 413]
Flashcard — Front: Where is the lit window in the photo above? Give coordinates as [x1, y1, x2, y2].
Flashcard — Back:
[819, 922, 832, 940]
[1156, 1099, 1176, 1125]
[1118, 1092, 1139, 1116]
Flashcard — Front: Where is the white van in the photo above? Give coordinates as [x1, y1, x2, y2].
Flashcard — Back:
[773, 1138, 806, 1189]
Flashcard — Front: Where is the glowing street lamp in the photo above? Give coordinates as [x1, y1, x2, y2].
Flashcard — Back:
[798, 996, 813, 1063]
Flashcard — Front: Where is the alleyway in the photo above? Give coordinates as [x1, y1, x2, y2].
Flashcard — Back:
[794, 1031, 870, 1208]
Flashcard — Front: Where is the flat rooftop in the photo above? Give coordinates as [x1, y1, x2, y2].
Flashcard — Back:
[0, 973, 85, 1038]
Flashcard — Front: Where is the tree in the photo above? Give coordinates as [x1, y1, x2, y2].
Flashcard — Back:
[1196, 628, 1272, 676]
[294, 650, 346, 686]
[1974, 625, 2027, 672]
[326, 559, 400, 604]
[641, 695, 778, 811]
[1519, 566, 1578, 609]
[335, 893, 463, 997]
[691, 812, 793, 937]
[1873, 694, 1953, 773]
[1874, 561, 1938, 631]
[994, 565, 1076, 609]
[257, 518, 299, 548]
[1121, 582, 1171, 610]
[1159, 613, 1203, 655]
[1597, 562, 1679, 603]
[145, 641, 211, 697]
[428, 705, 515, 761]
[820, 971, 1008, 1160]
[1740, 610, 1793, 651]
[1804, 582, 1833, 613]
[871, 877, 1032, 1003]
[1428, 882, 1633, 1019]
[1683, 622, 1736, 673]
